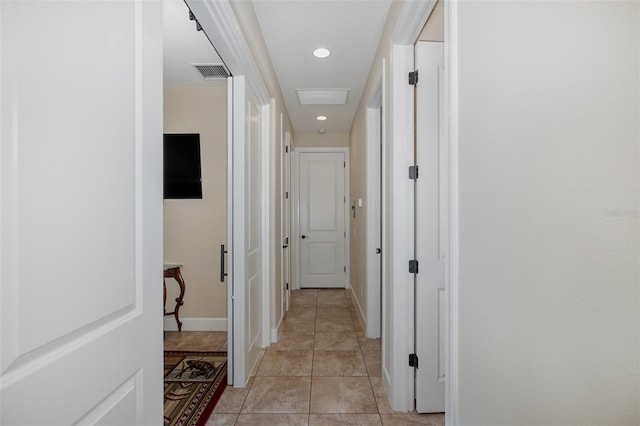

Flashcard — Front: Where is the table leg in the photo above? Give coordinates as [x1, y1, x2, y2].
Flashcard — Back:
[163, 279, 167, 315]
[172, 268, 186, 332]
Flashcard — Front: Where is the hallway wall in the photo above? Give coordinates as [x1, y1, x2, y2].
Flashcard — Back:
[295, 132, 350, 148]
[163, 85, 228, 329]
[348, 119, 368, 329]
[455, 2, 639, 424]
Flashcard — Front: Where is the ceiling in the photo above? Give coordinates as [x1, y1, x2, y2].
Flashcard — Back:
[252, 0, 392, 134]
[163, 0, 225, 87]
[163, 0, 393, 134]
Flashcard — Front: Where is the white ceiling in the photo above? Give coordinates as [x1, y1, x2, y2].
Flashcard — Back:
[252, 0, 392, 134]
[163, 0, 392, 134]
[163, 0, 225, 87]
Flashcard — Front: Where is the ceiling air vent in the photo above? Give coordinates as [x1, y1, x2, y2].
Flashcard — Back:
[297, 89, 349, 105]
[193, 64, 230, 80]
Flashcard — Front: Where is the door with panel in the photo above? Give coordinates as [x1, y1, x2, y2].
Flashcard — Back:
[230, 76, 264, 386]
[0, 1, 163, 424]
[299, 151, 347, 288]
[415, 40, 446, 413]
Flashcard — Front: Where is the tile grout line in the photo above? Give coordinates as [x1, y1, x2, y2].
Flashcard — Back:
[308, 291, 318, 416]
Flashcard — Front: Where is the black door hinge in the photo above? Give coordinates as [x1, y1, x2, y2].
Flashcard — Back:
[409, 165, 419, 180]
[409, 70, 419, 85]
[409, 353, 419, 368]
[285, 145, 289, 153]
[286, 283, 289, 290]
[286, 191, 289, 199]
[409, 259, 419, 274]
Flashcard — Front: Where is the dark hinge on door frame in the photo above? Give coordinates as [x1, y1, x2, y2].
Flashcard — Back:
[409, 259, 419, 274]
[409, 70, 419, 85]
[409, 353, 419, 368]
[409, 165, 419, 180]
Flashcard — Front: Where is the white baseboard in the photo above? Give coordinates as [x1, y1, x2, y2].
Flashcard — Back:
[348, 286, 367, 334]
[382, 365, 392, 402]
[163, 317, 227, 331]
[271, 315, 283, 343]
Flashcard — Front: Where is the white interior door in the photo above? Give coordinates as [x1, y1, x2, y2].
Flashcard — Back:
[415, 41, 446, 413]
[0, 1, 163, 424]
[231, 76, 263, 386]
[299, 151, 347, 288]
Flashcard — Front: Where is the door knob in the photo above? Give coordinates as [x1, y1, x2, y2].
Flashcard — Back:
[376, 248, 381, 254]
[301, 235, 307, 239]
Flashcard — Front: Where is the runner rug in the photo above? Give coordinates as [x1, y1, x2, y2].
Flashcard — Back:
[164, 351, 227, 426]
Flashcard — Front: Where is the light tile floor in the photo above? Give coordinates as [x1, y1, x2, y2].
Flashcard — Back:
[164, 289, 444, 426]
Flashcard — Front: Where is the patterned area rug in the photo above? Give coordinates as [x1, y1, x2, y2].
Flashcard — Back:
[164, 351, 227, 426]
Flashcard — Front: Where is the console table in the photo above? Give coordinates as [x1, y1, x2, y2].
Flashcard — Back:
[164, 263, 185, 331]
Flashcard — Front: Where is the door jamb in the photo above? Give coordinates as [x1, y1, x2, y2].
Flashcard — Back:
[226, 76, 234, 385]
[444, 1, 459, 422]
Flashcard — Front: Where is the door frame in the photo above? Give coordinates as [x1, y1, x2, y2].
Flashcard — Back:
[185, 0, 272, 387]
[384, 0, 459, 419]
[293, 147, 350, 291]
[280, 125, 292, 313]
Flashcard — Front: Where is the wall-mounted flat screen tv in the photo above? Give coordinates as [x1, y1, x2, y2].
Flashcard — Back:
[163, 133, 203, 199]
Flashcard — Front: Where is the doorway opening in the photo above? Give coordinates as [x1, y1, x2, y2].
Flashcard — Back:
[162, 0, 232, 378]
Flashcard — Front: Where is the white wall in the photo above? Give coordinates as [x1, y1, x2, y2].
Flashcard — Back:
[348, 111, 369, 330]
[454, 2, 639, 424]
[163, 85, 228, 329]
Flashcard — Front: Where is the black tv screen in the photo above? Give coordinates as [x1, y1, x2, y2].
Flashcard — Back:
[163, 133, 203, 199]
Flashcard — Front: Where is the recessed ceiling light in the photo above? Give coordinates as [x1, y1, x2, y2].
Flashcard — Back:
[316, 115, 327, 121]
[318, 128, 327, 135]
[313, 48, 331, 58]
